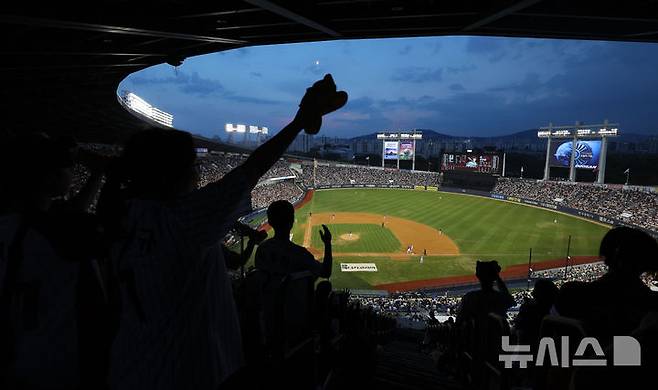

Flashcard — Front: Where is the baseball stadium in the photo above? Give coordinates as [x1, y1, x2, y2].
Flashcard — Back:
[235, 153, 655, 293]
[4, 4, 658, 390]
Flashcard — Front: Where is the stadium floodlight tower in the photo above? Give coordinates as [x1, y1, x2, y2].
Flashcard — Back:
[376, 130, 422, 170]
[538, 120, 619, 184]
[225, 123, 268, 146]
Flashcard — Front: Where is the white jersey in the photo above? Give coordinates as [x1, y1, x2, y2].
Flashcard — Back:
[109, 168, 252, 390]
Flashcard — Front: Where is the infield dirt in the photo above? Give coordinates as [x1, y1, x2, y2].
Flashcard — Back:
[302, 212, 460, 258]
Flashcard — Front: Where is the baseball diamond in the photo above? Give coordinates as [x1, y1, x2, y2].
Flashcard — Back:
[284, 188, 609, 290]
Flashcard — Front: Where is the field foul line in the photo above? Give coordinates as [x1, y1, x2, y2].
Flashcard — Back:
[303, 214, 313, 247]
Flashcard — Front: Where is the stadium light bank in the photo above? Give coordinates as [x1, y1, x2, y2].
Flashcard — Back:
[225, 123, 269, 147]
[118, 91, 174, 128]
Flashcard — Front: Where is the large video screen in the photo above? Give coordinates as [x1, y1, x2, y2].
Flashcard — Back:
[384, 141, 398, 160]
[549, 140, 601, 170]
[441, 153, 501, 173]
[399, 141, 414, 160]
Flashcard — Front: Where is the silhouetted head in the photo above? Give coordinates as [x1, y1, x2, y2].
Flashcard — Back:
[1, 133, 77, 211]
[555, 281, 587, 317]
[122, 129, 198, 200]
[267, 200, 294, 235]
[599, 226, 658, 277]
[532, 278, 558, 307]
[476, 260, 501, 288]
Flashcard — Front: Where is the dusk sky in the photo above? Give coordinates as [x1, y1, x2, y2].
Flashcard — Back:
[118, 36, 658, 139]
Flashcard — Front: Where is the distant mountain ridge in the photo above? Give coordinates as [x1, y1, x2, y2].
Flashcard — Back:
[349, 128, 654, 142]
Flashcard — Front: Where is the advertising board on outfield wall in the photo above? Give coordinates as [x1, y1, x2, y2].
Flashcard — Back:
[316, 184, 414, 190]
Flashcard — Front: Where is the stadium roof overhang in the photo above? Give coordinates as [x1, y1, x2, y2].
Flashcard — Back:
[2, 1, 658, 144]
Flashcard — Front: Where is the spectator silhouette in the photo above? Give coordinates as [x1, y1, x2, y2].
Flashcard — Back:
[563, 228, 658, 390]
[0, 133, 109, 389]
[255, 200, 332, 279]
[456, 260, 515, 324]
[514, 278, 558, 349]
[105, 74, 346, 390]
[557, 226, 658, 339]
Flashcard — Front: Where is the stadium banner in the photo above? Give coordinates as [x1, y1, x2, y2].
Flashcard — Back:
[414, 185, 426, 191]
[426, 186, 439, 191]
[384, 141, 399, 160]
[399, 141, 414, 160]
[340, 263, 378, 272]
[549, 140, 601, 170]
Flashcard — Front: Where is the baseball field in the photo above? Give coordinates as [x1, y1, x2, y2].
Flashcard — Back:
[285, 188, 610, 290]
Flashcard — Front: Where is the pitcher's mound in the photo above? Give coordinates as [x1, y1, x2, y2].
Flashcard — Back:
[339, 233, 360, 241]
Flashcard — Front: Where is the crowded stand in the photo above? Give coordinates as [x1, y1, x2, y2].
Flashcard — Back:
[531, 262, 609, 286]
[349, 290, 535, 324]
[349, 262, 653, 324]
[66, 151, 301, 212]
[350, 291, 462, 321]
[251, 180, 303, 210]
[260, 159, 294, 179]
[299, 162, 440, 188]
[198, 155, 293, 187]
[494, 177, 658, 232]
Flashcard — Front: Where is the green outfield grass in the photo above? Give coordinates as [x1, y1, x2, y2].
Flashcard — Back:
[310, 223, 401, 253]
[289, 188, 610, 289]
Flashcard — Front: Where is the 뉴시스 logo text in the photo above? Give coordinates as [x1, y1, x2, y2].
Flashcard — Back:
[499, 336, 641, 368]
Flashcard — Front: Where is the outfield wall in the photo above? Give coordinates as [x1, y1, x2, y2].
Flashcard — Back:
[315, 184, 416, 190]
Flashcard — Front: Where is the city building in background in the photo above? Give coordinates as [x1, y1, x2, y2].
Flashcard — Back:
[289, 133, 315, 153]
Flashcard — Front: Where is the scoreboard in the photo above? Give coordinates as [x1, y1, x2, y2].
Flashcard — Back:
[441, 153, 501, 174]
